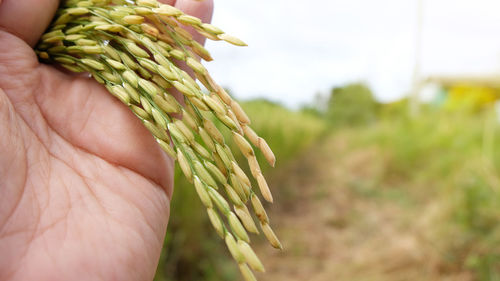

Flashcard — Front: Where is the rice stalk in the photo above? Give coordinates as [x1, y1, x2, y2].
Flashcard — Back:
[36, 0, 281, 279]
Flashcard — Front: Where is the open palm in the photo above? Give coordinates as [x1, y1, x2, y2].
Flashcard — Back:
[0, 1, 212, 280]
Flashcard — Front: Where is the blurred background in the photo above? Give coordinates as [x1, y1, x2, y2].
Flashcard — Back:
[155, 0, 500, 280]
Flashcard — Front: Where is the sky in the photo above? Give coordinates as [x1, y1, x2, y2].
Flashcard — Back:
[203, 0, 500, 108]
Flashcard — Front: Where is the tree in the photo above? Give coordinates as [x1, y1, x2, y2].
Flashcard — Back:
[326, 83, 378, 126]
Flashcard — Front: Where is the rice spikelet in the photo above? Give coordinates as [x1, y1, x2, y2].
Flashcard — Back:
[35, 1, 281, 280]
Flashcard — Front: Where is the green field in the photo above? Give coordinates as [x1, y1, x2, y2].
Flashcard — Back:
[155, 89, 500, 281]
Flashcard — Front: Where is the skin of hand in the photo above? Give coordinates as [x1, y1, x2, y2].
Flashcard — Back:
[0, 0, 213, 280]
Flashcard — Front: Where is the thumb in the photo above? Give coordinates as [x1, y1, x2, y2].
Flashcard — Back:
[0, 0, 59, 46]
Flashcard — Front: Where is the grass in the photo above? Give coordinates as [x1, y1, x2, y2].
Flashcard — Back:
[347, 106, 500, 279]
[156, 97, 500, 280]
[235, 100, 498, 281]
[152, 94, 500, 281]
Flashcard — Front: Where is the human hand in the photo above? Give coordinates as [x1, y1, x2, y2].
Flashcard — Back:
[0, 1, 213, 280]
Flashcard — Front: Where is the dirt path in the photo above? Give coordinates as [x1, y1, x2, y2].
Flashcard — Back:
[254, 134, 473, 281]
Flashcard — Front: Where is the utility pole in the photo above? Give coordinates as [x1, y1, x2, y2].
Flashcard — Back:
[410, 0, 423, 117]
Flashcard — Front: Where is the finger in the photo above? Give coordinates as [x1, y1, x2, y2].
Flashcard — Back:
[0, 0, 59, 46]
[158, 0, 177, 5]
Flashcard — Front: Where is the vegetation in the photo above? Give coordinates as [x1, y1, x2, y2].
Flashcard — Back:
[353, 105, 500, 279]
[326, 83, 378, 127]
[156, 82, 499, 281]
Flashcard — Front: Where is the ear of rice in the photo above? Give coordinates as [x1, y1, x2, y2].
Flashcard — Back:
[36, 1, 280, 279]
